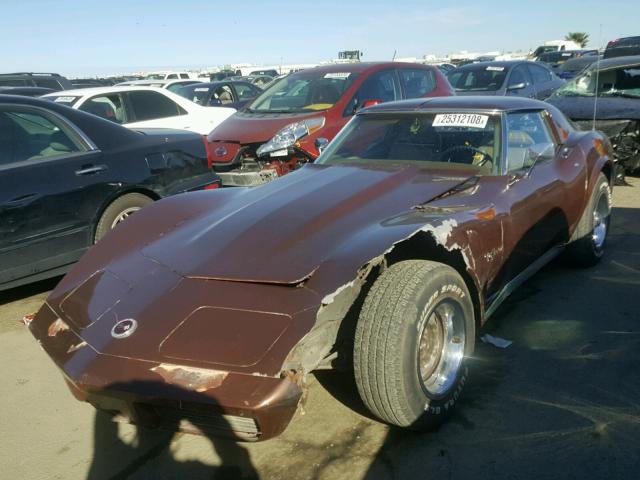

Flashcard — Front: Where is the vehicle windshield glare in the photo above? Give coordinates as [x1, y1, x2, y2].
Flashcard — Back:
[318, 112, 502, 175]
[554, 65, 640, 98]
[447, 65, 508, 92]
[247, 71, 359, 113]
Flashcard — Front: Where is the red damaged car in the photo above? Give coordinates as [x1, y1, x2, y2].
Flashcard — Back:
[28, 97, 613, 441]
[207, 62, 454, 186]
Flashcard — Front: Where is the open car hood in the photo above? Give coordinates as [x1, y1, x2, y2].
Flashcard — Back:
[140, 164, 473, 284]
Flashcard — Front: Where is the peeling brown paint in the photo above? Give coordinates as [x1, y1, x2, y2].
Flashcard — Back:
[67, 341, 88, 354]
[21, 312, 35, 327]
[47, 318, 69, 337]
[151, 364, 228, 392]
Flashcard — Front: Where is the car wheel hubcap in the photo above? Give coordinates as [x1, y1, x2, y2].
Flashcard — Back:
[111, 207, 141, 229]
[592, 189, 610, 250]
[418, 300, 466, 397]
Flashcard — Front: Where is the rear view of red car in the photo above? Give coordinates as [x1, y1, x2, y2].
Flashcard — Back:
[207, 62, 454, 186]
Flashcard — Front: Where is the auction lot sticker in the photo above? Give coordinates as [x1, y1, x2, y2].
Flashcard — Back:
[433, 113, 489, 129]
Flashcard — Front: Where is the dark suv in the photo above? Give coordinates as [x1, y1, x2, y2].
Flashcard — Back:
[0, 72, 72, 91]
[604, 36, 640, 59]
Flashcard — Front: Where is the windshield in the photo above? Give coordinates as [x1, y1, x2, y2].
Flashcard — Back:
[553, 65, 640, 98]
[447, 65, 508, 92]
[247, 70, 359, 113]
[318, 112, 502, 175]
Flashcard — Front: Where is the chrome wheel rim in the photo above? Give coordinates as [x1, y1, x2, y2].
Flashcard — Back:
[418, 300, 466, 397]
[592, 189, 610, 250]
[110, 207, 141, 229]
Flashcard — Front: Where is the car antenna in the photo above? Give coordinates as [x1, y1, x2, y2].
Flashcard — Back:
[392, 50, 397, 61]
[592, 24, 603, 131]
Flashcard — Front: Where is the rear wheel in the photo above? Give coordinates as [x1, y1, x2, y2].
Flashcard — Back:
[94, 193, 153, 243]
[567, 173, 611, 267]
[353, 260, 475, 430]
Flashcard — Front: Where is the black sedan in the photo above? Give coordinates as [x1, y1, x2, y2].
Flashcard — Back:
[447, 61, 565, 99]
[176, 81, 262, 109]
[0, 95, 221, 291]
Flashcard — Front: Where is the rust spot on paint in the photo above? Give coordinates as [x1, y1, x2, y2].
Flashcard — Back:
[475, 207, 496, 221]
[151, 364, 228, 392]
[48, 318, 70, 337]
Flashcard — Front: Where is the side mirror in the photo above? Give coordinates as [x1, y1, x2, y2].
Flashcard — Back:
[315, 137, 329, 153]
[507, 82, 527, 91]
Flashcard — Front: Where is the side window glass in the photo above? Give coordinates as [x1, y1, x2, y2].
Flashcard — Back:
[213, 85, 234, 105]
[128, 91, 185, 121]
[399, 69, 436, 98]
[508, 66, 529, 87]
[33, 78, 61, 89]
[234, 84, 257, 100]
[506, 112, 555, 172]
[180, 73, 189, 79]
[167, 74, 178, 79]
[0, 110, 80, 165]
[80, 94, 126, 123]
[529, 65, 552, 84]
[345, 70, 399, 116]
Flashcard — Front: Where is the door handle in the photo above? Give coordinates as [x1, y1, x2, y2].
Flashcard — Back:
[75, 164, 108, 176]
[4, 193, 41, 207]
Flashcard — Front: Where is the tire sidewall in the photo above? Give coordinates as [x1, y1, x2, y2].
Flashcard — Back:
[94, 193, 153, 242]
[588, 177, 612, 259]
[399, 268, 475, 427]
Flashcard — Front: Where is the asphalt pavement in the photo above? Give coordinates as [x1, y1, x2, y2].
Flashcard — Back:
[2, 178, 639, 480]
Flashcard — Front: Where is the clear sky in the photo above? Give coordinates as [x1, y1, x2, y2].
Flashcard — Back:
[2, 0, 638, 77]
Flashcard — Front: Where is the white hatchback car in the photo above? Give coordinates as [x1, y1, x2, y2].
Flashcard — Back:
[43, 87, 235, 135]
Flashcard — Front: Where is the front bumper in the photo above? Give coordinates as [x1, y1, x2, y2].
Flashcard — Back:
[28, 305, 303, 441]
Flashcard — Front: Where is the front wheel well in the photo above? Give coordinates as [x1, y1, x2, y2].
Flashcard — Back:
[329, 232, 483, 371]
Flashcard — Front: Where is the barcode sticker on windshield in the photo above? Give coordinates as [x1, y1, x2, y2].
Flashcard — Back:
[486, 66, 505, 71]
[194, 88, 209, 91]
[53, 96, 76, 103]
[433, 113, 489, 129]
[324, 73, 350, 79]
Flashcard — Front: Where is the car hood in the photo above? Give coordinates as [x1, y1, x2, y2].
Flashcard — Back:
[546, 95, 640, 120]
[207, 110, 328, 144]
[139, 164, 473, 284]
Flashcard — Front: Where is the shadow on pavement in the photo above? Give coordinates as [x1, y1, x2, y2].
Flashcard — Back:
[0, 275, 61, 306]
[85, 381, 259, 480]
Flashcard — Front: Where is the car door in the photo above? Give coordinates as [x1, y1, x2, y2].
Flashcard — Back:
[0, 105, 107, 287]
[505, 64, 535, 98]
[527, 63, 557, 99]
[493, 110, 566, 292]
[124, 90, 190, 130]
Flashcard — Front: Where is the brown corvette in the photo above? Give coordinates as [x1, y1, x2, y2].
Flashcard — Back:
[28, 97, 613, 441]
